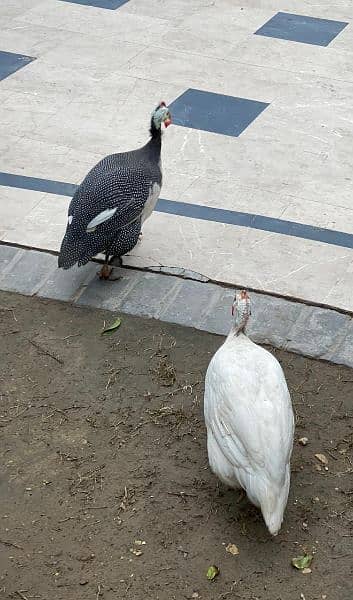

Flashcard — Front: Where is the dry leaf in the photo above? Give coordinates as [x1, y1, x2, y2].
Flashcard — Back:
[315, 453, 328, 465]
[299, 437, 308, 446]
[226, 543, 239, 555]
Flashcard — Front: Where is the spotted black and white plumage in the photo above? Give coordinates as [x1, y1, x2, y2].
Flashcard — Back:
[58, 103, 171, 270]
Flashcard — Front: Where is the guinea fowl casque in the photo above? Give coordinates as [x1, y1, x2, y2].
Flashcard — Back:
[204, 291, 295, 536]
[58, 102, 172, 279]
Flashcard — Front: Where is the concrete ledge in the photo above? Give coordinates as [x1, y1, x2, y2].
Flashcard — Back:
[0, 243, 352, 368]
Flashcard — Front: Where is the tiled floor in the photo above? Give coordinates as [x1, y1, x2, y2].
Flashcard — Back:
[255, 12, 348, 46]
[0, 0, 353, 312]
[168, 88, 269, 137]
[0, 50, 35, 81]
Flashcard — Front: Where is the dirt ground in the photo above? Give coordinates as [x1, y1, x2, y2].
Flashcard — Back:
[0, 291, 352, 600]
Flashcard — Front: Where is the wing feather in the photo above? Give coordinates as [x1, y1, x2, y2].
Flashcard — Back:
[205, 339, 294, 487]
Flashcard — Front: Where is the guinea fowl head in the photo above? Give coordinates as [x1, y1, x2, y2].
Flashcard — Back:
[231, 290, 251, 335]
[150, 101, 172, 137]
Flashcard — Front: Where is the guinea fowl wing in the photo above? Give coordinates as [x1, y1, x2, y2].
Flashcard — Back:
[58, 166, 155, 268]
[205, 344, 294, 486]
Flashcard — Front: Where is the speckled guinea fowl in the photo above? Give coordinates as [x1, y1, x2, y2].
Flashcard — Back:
[58, 102, 171, 279]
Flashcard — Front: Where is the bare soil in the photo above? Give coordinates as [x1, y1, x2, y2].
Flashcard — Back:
[0, 291, 352, 600]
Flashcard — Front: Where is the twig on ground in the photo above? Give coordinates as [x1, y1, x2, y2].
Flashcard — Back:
[26, 338, 64, 365]
[0, 305, 17, 321]
[15, 592, 29, 600]
[0, 539, 23, 550]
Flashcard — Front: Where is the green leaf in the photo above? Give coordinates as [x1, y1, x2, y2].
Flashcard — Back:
[206, 565, 219, 580]
[101, 317, 122, 335]
[291, 554, 313, 570]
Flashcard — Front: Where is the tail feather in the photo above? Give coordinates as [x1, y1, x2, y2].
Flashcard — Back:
[242, 465, 291, 536]
[260, 466, 291, 536]
[58, 231, 99, 270]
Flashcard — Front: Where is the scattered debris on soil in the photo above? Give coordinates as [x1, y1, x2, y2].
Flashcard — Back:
[0, 292, 353, 599]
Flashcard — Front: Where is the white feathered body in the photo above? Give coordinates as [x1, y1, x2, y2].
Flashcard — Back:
[204, 332, 294, 535]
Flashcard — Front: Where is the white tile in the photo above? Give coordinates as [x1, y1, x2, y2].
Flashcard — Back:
[228, 36, 353, 83]
[120, 0, 213, 20]
[24, 76, 184, 155]
[324, 258, 353, 310]
[41, 33, 146, 80]
[281, 198, 353, 233]
[0, 186, 45, 233]
[0, 0, 44, 20]
[0, 135, 100, 183]
[4, 194, 69, 251]
[222, 0, 353, 21]
[176, 176, 289, 217]
[0, 21, 73, 57]
[117, 45, 305, 102]
[124, 211, 353, 310]
[154, 6, 274, 59]
[18, 0, 170, 45]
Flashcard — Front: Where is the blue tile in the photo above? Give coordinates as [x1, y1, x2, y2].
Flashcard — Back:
[0, 50, 35, 81]
[2, 171, 353, 252]
[168, 89, 269, 137]
[255, 12, 348, 46]
[59, 0, 129, 8]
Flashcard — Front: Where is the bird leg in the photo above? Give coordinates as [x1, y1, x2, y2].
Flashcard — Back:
[98, 254, 121, 281]
[98, 262, 113, 280]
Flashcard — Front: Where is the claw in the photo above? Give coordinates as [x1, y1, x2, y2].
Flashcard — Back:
[98, 264, 118, 280]
[98, 264, 112, 279]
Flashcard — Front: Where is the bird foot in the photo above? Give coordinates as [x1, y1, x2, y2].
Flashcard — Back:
[138, 232, 143, 242]
[98, 265, 121, 281]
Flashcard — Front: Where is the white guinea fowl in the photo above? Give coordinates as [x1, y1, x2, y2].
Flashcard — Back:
[204, 290, 294, 536]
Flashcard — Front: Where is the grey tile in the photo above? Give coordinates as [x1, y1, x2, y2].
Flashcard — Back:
[38, 262, 97, 302]
[200, 286, 234, 336]
[286, 305, 350, 358]
[119, 273, 181, 318]
[247, 293, 302, 348]
[76, 267, 140, 311]
[160, 279, 220, 328]
[326, 322, 353, 368]
[0, 250, 57, 295]
[0, 245, 23, 272]
[255, 12, 348, 47]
